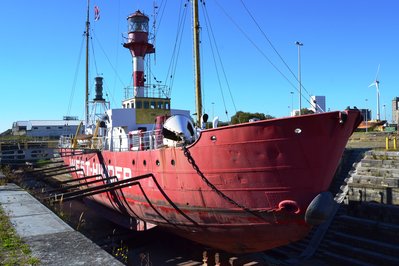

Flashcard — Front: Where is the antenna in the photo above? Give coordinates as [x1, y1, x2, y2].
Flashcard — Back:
[152, 0, 158, 63]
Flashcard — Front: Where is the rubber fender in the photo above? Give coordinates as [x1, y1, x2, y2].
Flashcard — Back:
[305, 191, 335, 225]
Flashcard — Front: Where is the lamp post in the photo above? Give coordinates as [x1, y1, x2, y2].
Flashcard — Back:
[313, 99, 317, 113]
[295, 41, 303, 115]
[212, 102, 215, 119]
[383, 104, 386, 121]
[290, 91, 294, 116]
[365, 99, 369, 133]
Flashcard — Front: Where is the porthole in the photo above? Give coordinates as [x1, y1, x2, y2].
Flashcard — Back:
[171, 159, 175, 166]
[132, 159, 135, 165]
[143, 160, 147, 166]
[156, 160, 160, 166]
[108, 159, 111, 164]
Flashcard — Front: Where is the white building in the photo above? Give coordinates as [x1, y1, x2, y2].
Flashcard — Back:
[12, 119, 81, 138]
[11, 121, 29, 135]
[310, 96, 326, 113]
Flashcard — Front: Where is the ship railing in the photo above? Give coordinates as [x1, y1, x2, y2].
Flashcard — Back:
[60, 130, 166, 152]
[58, 135, 104, 150]
[58, 135, 72, 148]
[105, 129, 164, 152]
[91, 137, 104, 150]
[127, 129, 164, 151]
[124, 84, 170, 99]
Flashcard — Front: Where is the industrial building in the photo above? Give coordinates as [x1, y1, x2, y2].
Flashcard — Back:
[12, 117, 81, 138]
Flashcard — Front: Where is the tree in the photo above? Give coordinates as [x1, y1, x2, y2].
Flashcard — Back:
[294, 108, 314, 116]
[231, 111, 275, 124]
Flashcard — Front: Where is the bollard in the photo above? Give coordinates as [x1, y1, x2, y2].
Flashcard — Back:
[386, 136, 398, 150]
[215, 253, 220, 266]
[229, 257, 238, 266]
[202, 251, 208, 266]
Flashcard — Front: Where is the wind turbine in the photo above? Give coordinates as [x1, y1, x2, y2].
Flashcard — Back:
[369, 64, 381, 121]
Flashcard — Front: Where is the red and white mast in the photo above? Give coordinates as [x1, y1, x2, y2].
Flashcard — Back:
[123, 11, 155, 97]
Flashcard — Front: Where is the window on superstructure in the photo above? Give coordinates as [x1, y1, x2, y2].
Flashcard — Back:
[157, 102, 163, 109]
[136, 101, 142, 109]
[165, 102, 170, 110]
[150, 101, 156, 109]
[128, 20, 148, 32]
[144, 101, 149, 109]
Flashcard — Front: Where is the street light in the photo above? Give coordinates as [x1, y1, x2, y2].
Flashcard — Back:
[383, 104, 386, 121]
[313, 99, 317, 113]
[290, 91, 294, 116]
[211, 102, 215, 119]
[365, 98, 368, 133]
[295, 41, 303, 115]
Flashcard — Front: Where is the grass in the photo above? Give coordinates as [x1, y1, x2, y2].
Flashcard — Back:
[0, 206, 40, 265]
[0, 167, 39, 265]
[0, 166, 10, 186]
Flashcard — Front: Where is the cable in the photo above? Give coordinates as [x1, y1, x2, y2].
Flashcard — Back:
[201, 2, 230, 120]
[239, 0, 324, 111]
[163, 0, 189, 94]
[92, 32, 126, 106]
[67, 35, 85, 116]
[213, 1, 298, 91]
[215, 0, 318, 110]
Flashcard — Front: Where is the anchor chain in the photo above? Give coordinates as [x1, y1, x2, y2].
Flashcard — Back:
[182, 146, 267, 220]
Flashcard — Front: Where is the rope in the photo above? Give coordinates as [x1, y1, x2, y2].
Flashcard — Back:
[239, 0, 324, 110]
[90, 32, 99, 76]
[92, 32, 125, 106]
[67, 36, 85, 117]
[214, 0, 319, 109]
[164, 1, 188, 94]
[201, 2, 232, 120]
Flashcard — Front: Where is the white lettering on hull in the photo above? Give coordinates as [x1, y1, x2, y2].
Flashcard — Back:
[69, 158, 132, 181]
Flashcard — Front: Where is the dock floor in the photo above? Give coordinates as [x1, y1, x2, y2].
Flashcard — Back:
[0, 182, 123, 266]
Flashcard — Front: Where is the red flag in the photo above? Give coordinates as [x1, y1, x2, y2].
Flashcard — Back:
[94, 6, 100, 21]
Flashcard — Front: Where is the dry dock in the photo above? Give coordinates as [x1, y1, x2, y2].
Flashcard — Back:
[0, 181, 123, 265]
[1, 132, 399, 265]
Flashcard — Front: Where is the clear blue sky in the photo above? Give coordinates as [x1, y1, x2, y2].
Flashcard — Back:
[1, 0, 398, 133]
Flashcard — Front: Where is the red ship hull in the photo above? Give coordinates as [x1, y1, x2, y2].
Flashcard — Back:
[60, 110, 361, 253]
